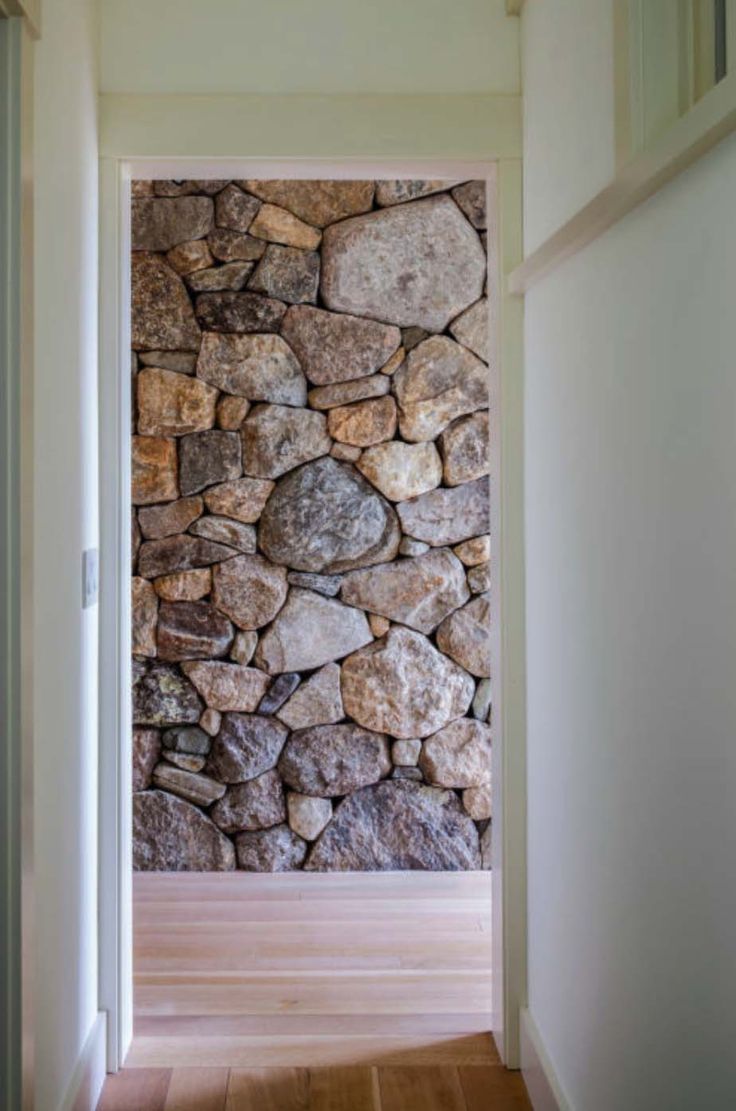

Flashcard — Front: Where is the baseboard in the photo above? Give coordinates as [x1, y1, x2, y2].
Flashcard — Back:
[57, 1012, 108, 1111]
[520, 1008, 573, 1111]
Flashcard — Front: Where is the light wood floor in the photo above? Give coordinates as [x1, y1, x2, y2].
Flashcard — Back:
[99, 872, 530, 1109]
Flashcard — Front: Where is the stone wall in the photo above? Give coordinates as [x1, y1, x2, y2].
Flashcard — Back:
[131, 178, 492, 872]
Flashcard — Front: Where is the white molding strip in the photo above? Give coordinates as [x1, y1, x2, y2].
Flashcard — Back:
[56, 1013, 107, 1111]
[509, 68, 736, 294]
[520, 1009, 572, 1111]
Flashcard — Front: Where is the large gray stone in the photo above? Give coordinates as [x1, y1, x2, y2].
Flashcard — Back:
[196, 332, 307, 405]
[340, 549, 469, 634]
[241, 404, 330, 479]
[211, 553, 288, 630]
[210, 770, 286, 833]
[189, 516, 256, 553]
[133, 662, 203, 726]
[341, 626, 474, 739]
[435, 593, 490, 678]
[254, 588, 372, 674]
[157, 601, 234, 661]
[235, 824, 307, 871]
[419, 718, 492, 788]
[131, 254, 201, 352]
[397, 478, 490, 547]
[280, 305, 400, 385]
[238, 180, 374, 227]
[179, 430, 242, 495]
[393, 336, 489, 442]
[276, 663, 344, 730]
[132, 196, 214, 251]
[320, 195, 485, 331]
[305, 781, 480, 871]
[195, 291, 286, 333]
[133, 790, 235, 871]
[258, 457, 400, 573]
[206, 713, 288, 783]
[248, 244, 320, 304]
[279, 724, 391, 797]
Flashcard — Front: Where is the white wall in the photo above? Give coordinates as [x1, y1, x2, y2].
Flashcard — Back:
[34, 0, 100, 1107]
[522, 3, 736, 1108]
[98, 0, 519, 95]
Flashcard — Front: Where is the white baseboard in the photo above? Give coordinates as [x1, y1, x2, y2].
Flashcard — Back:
[520, 1008, 573, 1111]
[57, 1012, 108, 1111]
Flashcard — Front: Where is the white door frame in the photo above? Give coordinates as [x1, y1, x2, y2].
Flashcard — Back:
[98, 156, 526, 1072]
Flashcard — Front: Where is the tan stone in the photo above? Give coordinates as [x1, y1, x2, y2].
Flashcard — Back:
[468, 562, 491, 594]
[453, 535, 490, 566]
[203, 477, 274, 524]
[132, 728, 160, 790]
[137, 368, 217, 437]
[138, 496, 203, 540]
[419, 718, 491, 788]
[152, 762, 226, 806]
[341, 549, 469, 635]
[211, 554, 288, 630]
[199, 708, 222, 737]
[392, 738, 422, 766]
[369, 613, 390, 637]
[153, 568, 212, 602]
[131, 436, 178, 505]
[217, 395, 250, 430]
[394, 336, 488, 442]
[375, 180, 459, 206]
[379, 347, 405, 375]
[287, 794, 332, 841]
[189, 516, 256, 553]
[181, 661, 270, 712]
[249, 203, 322, 250]
[436, 593, 490, 678]
[449, 298, 489, 362]
[132, 577, 158, 657]
[308, 375, 390, 411]
[439, 410, 489, 486]
[327, 397, 396, 447]
[166, 239, 214, 275]
[357, 440, 442, 502]
[230, 630, 258, 665]
[207, 229, 266, 263]
[276, 663, 344, 730]
[238, 180, 374, 228]
[162, 751, 206, 773]
[330, 443, 361, 463]
[463, 783, 492, 820]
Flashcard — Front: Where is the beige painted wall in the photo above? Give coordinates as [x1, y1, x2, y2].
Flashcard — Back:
[522, 2, 736, 1106]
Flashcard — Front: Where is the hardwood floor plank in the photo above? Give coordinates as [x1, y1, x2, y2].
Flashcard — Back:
[134, 872, 491, 903]
[163, 1068, 229, 1111]
[458, 1065, 532, 1110]
[225, 1068, 309, 1111]
[97, 1068, 171, 1111]
[378, 1066, 467, 1111]
[308, 1067, 378, 1111]
[134, 1013, 494, 1037]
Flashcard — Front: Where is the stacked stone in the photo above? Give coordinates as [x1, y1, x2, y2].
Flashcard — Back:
[131, 177, 492, 873]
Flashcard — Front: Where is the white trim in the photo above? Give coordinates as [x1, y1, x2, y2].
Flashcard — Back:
[520, 1009, 573, 1111]
[509, 66, 736, 294]
[56, 1013, 107, 1111]
[99, 158, 526, 1072]
[98, 157, 133, 1071]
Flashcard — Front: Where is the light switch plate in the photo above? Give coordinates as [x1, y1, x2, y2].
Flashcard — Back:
[82, 547, 99, 609]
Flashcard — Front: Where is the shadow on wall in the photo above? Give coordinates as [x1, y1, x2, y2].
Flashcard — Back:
[130, 178, 492, 873]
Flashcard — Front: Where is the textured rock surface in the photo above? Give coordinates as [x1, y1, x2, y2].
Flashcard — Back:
[179, 430, 242, 495]
[207, 230, 266, 263]
[375, 180, 458, 206]
[197, 332, 306, 405]
[436, 593, 490, 678]
[235, 824, 307, 871]
[133, 791, 235, 871]
[472, 678, 492, 722]
[419, 718, 492, 788]
[340, 549, 468, 634]
[258, 673, 300, 715]
[138, 350, 198, 374]
[203, 477, 274, 524]
[181, 661, 270, 712]
[206, 713, 288, 783]
[392, 738, 422, 767]
[287, 794, 332, 841]
[241, 404, 330, 479]
[397, 478, 490, 547]
[210, 770, 286, 833]
[187, 261, 254, 292]
[250, 204, 321, 249]
[281, 305, 400, 385]
[308, 374, 390, 410]
[189, 516, 256, 553]
[279, 724, 391, 796]
[132, 577, 158, 657]
[217, 395, 251, 429]
[255, 589, 372, 674]
[341, 627, 474, 738]
[211, 553, 288, 629]
[463, 783, 492, 820]
[467, 562, 491, 594]
[163, 725, 211, 755]
[230, 631, 258, 665]
[439, 411, 489, 486]
[454, 535, 490, 566]
[138, 534, 235, 579]
[327, 397, 396, 447]
[131, 435, 178, 505]
[157, 601, 234, 661]
[215, 183, 260, 233]
[154, 568, 212, 602]
[249, 245, 320, 304]
[449, 298, 489, 362]
[167, 239, 214, 275]
[137, 368, 217, 436]
[133, 663, 203, 726]
[138, 496, 203, 540]
[132, 254, 201, 351]
[286, 572, 342, 597]
[133, 728, 161, 791]
[321, 196, 485, 331]
[195, 291, 286, 334]
[452, 181, 486, 229]
[240, 180, 374, 227]
[258, 457, 400, 573]
[305, 781, 480, 871]
[132, 196, 214, 252]
[357, 441, 442, 502]
[152, 763, 226, 806]
[394, 336, 488, 442]
[276, 663, 344, 730]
